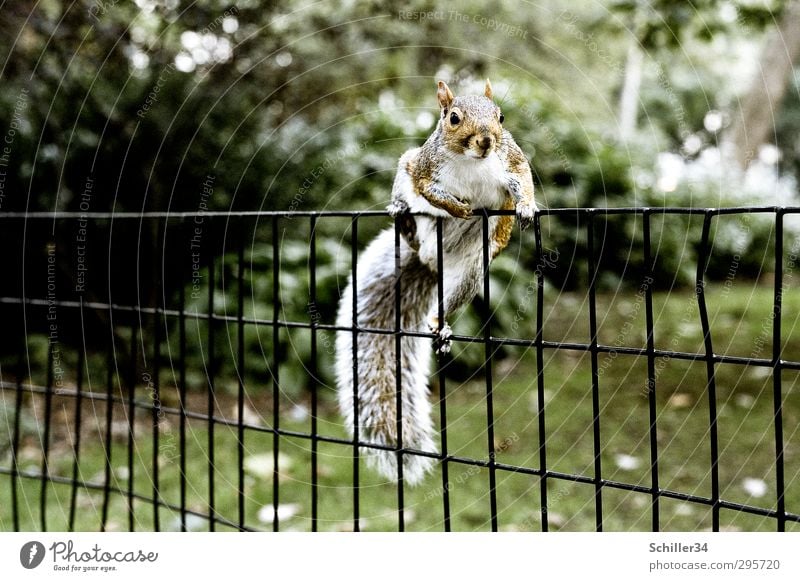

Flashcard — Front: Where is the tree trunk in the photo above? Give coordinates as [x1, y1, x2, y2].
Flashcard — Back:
[726, 0, 800, 168]
[619, 39, 644, 141]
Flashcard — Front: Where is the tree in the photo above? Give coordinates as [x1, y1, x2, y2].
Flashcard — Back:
[725, 0, 800, 167]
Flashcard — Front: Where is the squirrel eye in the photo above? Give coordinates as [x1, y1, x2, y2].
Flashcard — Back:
[449, 111, 460, 125]
[499, 113, 505, 123]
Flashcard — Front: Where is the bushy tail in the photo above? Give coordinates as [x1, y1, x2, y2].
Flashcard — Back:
[335, 228, 437, 485]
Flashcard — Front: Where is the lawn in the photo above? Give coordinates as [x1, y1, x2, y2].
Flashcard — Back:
[1, 283, 799, 532]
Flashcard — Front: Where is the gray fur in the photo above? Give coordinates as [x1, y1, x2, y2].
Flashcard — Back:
[335, 229, 437, 484]
[335, 213, 507, 485]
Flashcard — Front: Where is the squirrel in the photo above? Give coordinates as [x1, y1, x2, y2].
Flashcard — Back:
[335, 80, 536, 485]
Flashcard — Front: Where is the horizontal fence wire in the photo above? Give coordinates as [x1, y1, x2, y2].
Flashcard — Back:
[0, 207, 799, 532]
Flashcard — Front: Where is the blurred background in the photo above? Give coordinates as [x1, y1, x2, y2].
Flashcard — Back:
[1, 0, 799, 213]
[1, 0, 800, 532]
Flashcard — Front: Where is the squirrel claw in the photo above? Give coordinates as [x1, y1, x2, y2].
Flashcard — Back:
[431, 322, 453, 354]
[452, 205, 473, 220]
[515, 201, 536, 230]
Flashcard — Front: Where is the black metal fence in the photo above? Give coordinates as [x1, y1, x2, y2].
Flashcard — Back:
[0, 207, 799, 532]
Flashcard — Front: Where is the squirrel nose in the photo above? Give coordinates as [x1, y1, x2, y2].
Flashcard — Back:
[477, 135, 495, 152]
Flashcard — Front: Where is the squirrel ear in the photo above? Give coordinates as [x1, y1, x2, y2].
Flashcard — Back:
[484, 79, 493, 100]
[437, 81, 454, 110]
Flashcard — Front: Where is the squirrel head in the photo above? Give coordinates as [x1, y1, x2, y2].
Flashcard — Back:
[436, 79, 504, 160]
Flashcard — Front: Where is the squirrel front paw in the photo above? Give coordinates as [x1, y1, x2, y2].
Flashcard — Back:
[428, 318, 453, 355]
[515, 200, 536, 230]
[506, 176, 536, 229]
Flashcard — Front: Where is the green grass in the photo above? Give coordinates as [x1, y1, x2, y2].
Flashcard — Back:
[2, 284, 800, 532]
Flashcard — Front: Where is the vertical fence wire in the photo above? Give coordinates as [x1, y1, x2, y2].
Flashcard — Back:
[40, 316, 54, 531]
[643, 210, 660, 532]
[436, 217, 451, 531]
[101, 324, 114, 531]
[127, 324, 137, 531]
[271, 216, 281, 532]
[236, 220, 246, 530]
[11, 344, 24, 532]
[101, 218, 114, 533]
[69, 328, 85, 531]
[586, 211, 604, 531]
[178, 219, 188, 532]
[481, 212, 498, 532]
[773, 210, 786, 532]
[68, 312, 86, 532]
[309, 215, 319, 532]
[695, 212, 720, 531]
[206, 219, 217, 532]
[152, 218, 163, 532]
[534, 212, 549, 532]
[393, 218, 405, 531]
[350, 216, 360, 532]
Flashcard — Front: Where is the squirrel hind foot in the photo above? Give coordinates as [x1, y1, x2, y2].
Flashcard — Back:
[429, 321, 453, 354]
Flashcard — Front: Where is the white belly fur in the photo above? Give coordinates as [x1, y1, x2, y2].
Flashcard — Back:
[437, 151, 507, 209]
[414, 152, 508, 270]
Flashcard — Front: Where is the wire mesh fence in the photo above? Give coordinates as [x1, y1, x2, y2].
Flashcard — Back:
[0, 207, 799, 532]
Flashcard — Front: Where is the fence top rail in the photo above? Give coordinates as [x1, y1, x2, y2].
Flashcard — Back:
[2, 206, 800, 220]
